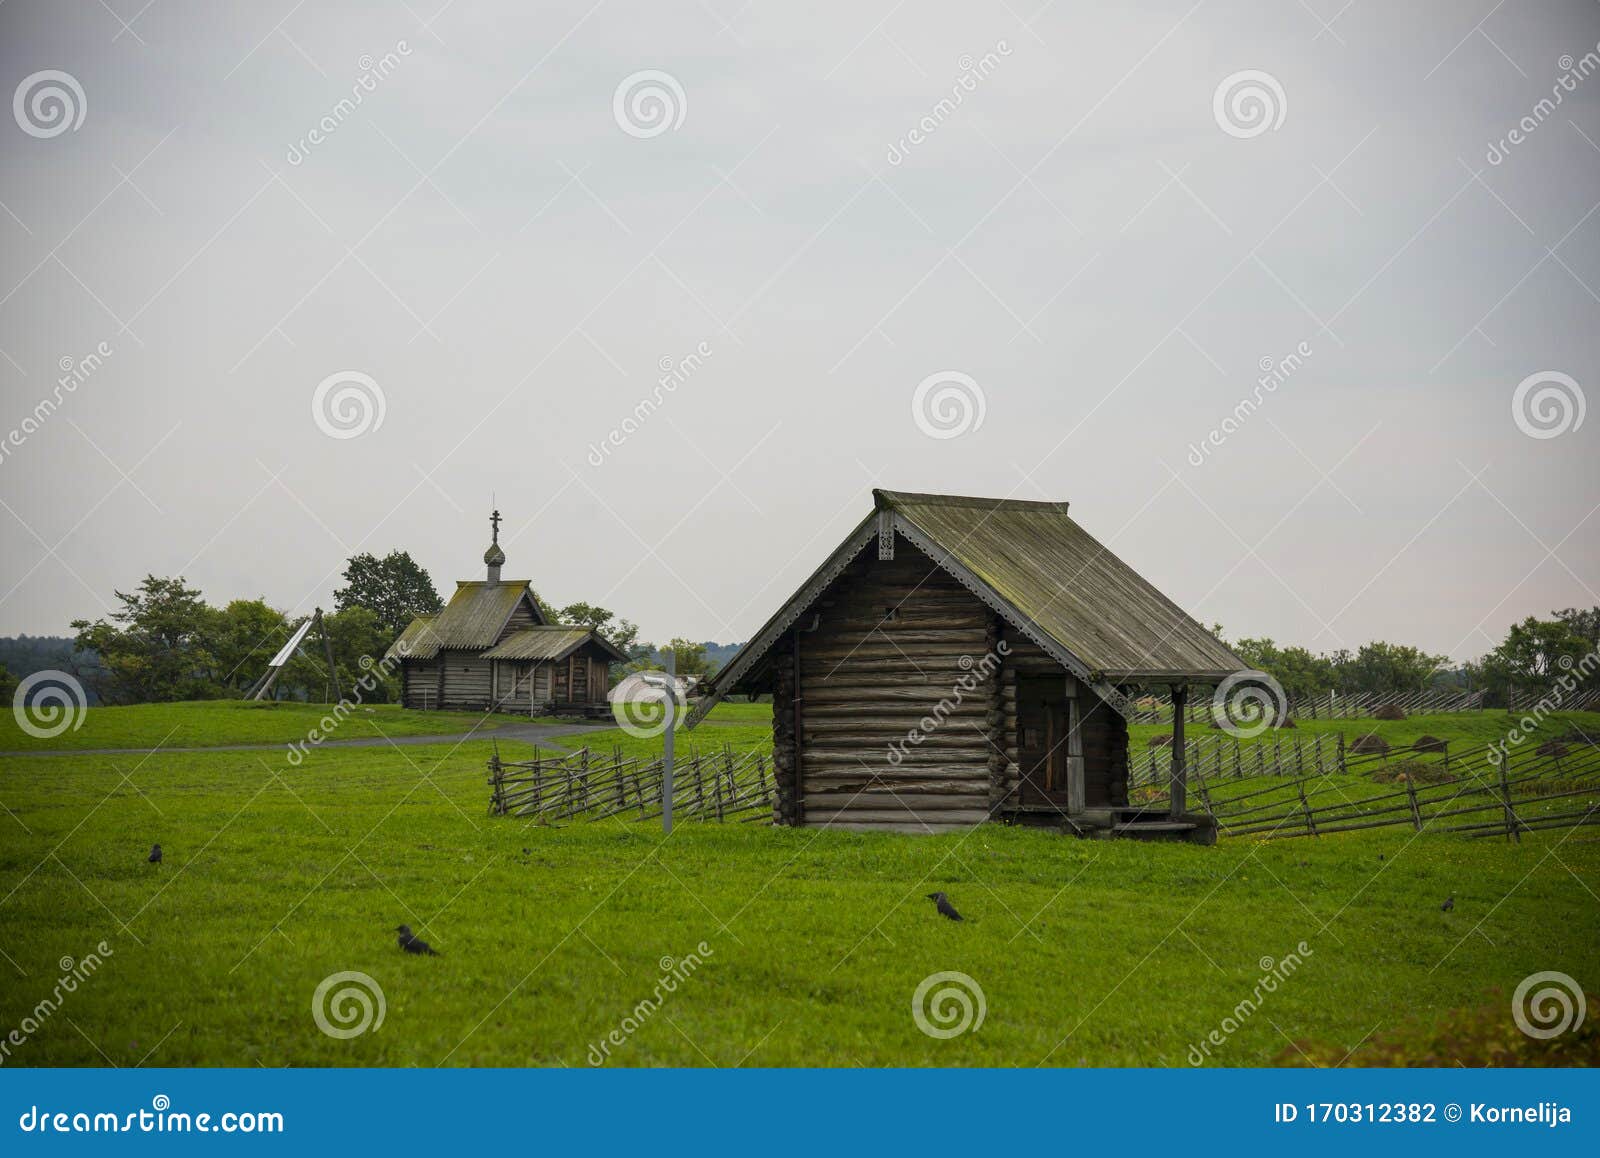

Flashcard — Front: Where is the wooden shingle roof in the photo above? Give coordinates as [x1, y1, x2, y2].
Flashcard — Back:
[878, 490, 1243, 681]
[482, 626, 630, 663]
[698, 489, 1244, 720]
[385, 580, 543, 661]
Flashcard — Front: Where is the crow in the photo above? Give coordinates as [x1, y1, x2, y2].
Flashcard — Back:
[1440, 895, 1454, 912]
[147, 844, 162, 864]
[925, 891, 964, 921]
[395, 924, 440, 955]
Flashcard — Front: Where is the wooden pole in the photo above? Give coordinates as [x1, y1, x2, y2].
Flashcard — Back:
[315, 609, 342, 703]
[1169, 685, 1188, 817]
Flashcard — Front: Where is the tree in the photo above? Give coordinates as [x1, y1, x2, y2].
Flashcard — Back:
[1228, 637, 1336, 701]
[333, 551, 443, 636]
[652, 638, 711, 679]
[1339, 641, 1450, 696]
[71, 575, 221, 704]
[208, 598, 290, 695]
[1553, 607, 1600, 655]
[0, 662, 16, 705]
[555, 601, 640, 654]
[1478, 616, 1591, 702]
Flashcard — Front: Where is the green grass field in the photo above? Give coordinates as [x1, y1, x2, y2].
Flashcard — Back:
[0, 704, 1596, 1067]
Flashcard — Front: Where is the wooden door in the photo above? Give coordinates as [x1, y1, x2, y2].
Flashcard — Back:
[1017, 677, 1071, 809]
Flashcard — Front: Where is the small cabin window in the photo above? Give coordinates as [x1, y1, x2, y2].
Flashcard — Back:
[883, 607, 897, 622]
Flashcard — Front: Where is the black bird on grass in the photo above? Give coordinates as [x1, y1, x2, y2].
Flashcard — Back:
[925, 891, 964, 921]
[147, 844, 162, 864]
[395, 924, 440, 955]
[1440, 895, 1454, 912]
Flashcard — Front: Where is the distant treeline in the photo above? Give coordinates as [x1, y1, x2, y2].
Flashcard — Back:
[0, 635, 104, 703]
[0, 549, 751, 709]
[1220, 607, 1599, 708]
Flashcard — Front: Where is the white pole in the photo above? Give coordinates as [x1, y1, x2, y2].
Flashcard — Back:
[662, 646, 676, 835]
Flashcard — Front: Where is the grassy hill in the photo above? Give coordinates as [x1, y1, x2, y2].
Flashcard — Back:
[0, 700, 575, 753]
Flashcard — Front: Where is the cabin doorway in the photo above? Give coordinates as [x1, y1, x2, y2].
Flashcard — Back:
[1017, 677, 1073, 810]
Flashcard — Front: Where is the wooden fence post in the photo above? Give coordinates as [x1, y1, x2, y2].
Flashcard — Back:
[1497, 759, 1522, 843]
[1296, 774, 1319, 837]
[489, 750, 503, 815]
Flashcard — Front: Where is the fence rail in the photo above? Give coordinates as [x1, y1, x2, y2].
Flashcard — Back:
[488, 743, 775, 824]
[1128, 689, 1488, 724]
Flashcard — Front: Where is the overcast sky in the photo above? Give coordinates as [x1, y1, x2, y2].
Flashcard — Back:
[1, 0, 1596, 665]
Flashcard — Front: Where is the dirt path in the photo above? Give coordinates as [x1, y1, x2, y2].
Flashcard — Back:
[0, 720, 613, 760]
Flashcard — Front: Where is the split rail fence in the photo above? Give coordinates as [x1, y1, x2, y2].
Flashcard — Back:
[1129, 689, 1488, 724]
[489, 743, 776, 824]
[1136, 736, 1600, 841]
[488, 734, 1600, 843]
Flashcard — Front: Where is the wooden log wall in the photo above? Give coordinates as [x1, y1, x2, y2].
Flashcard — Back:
[440, 652, 494, 710]
[402, 660, 440, 710]
[795, 542, 998, 832]
[504, 597, 539, 631]
[770, 634, 800, 826]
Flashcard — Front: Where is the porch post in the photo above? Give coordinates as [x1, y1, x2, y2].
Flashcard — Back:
[1169, 684, 1188, 817]
[1065, 676, 1085, 814]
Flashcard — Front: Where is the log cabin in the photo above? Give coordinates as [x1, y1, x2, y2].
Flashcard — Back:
[385, 511, 628, 715]
[689, 490, 1246, 840]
